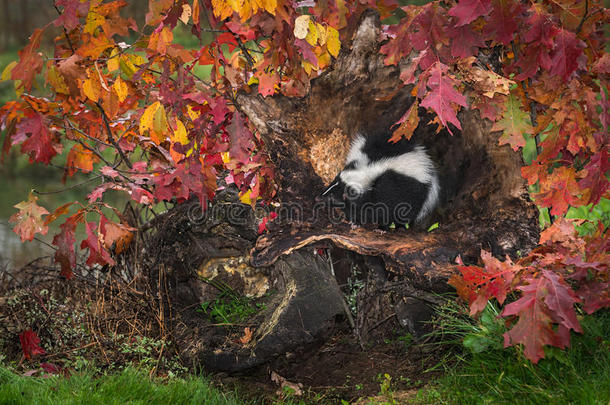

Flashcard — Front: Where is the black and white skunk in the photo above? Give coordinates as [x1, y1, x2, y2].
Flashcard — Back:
[319, 132, 440, 228]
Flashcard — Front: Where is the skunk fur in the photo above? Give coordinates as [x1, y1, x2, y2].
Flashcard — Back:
[320, 132, 440, 227]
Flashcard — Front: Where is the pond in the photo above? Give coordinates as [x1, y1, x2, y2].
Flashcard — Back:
[0, 154, 126, 271]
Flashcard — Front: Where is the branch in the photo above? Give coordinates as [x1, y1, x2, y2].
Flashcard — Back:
[95, 102, 133, 169]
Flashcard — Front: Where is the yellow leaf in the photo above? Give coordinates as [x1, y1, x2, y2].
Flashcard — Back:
[294, 15, 310, 39]
[326, 26, 340, 58]
[262, 0, 276, 15]
[317, 51, 330, 69]
[305, 20, 318, 46]
[47, 65, 69, 94]
[152, 103, 168, 143]
[1, 61, 17, 81]
[107, 48, 120, 72]
[221, 151, 230, 163]
[171, 118, 189, 145]
[84, 7, 105, 34]
[239, 189, 252, 205]
[82, 76, 101, 102]
[112, 76, 128, 102]
[316, 23, 327, 45]
[139, 101, 161, 135]
[186, 105, 201, 122]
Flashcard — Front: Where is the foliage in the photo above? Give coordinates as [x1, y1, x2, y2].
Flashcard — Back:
[0, 366, 248, 405]
[0, 0, 607, 363]
[415, 304, 610, 405]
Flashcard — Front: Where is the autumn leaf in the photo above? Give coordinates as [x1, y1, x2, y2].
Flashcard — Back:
[492, 93, 532, 150]
[390, 100, 420, 142]
[11, 28, 44, 91]
[53, 216, 79, 279]
[501, 276, 556, 363]
[239, 327, 253, 344]
[448, 0, 492, 26]
[549, 29, 585, 82]
[66, 143, 100, 176]
[16, 113, 59, 164]
[101, 215, 136, 254]
[19, 329, 46, 360]
[112, 76, 128, 102]
[420, 62, 467, 133]
[80, 221, 116, 267]
[9, 193, 49, 242]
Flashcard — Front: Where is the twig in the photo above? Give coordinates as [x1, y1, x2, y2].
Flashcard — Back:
[53, 2, 75, 54]
[95, 102, 133, 169]
[576, 0, 589, 34]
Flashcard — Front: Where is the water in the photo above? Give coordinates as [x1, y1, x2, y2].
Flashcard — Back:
[0, 220, 51, 269]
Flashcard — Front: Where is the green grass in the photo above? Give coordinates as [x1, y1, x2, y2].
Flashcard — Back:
[415, 307, 610, 405]
[0, 367, 249, 405]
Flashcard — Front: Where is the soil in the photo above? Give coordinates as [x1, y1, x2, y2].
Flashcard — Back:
[216, 322, 446, 403]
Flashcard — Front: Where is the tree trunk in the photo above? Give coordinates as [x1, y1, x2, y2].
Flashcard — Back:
[149, 10, 539, 372]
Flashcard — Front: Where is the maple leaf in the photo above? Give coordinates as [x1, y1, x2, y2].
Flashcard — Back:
[390, 100, 420, 142]
[419, 62, 467, 133]
[9, 193, 49, 242]
[66, 143, 99, 177]
[492, 93, 532, 151]
[448, 0, 492, 26]
[227, 112, 254, 164]
[53, 216, 79, 279]
[19, 329, 46, 360]
[256, 70, 279, 97]
[484, 0, 525, 45]
[16, 113, 59, 164]
[449, 251, 519, 316]
[501, 276, 556, 363]
[11, 28, 44, 91]
[578, 147, 609, 206]
[549, 29, 585, 81]
[534, 166, 581, 216]
[542, 270, 582, 334]
[80, 221, 116, 267]
[54, 0, 90, 30]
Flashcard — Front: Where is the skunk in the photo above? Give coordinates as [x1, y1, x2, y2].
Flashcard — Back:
[319, 132, 440, 227]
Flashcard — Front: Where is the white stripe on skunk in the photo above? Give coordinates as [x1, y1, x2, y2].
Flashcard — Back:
[321, 134, 440, 225]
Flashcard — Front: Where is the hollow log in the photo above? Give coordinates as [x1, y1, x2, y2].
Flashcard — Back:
[151, 9, 539, 372]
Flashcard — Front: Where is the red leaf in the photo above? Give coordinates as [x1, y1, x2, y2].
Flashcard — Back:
[19, 329, 46, 360]
[450, 25, 485, 58]
[80, 221, 116, 267]
[9, 193, 49, 242]
[53, 214, 82, 279]
[11, 28, 44, 90]
[449, 250, 518, 315]
[420, 62, 467, 133]
[549, 29, 585, 81]
[578, 150, 610, 206]
[484, 0, 525, 45]
[534, 166, 581, 216]
[542, 270, 582, 333]
[15, 114, 59, 164]
[256, 70, 280, 97]
[65, 143, 99, 176]
[227, 112, 254, 164]
[501, 277, 556, 363]
[448, 0, 492, 26]
[54, 0, 90, 30]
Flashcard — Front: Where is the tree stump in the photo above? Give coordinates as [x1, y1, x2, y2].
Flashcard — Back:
[151, 10, 540, 372]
